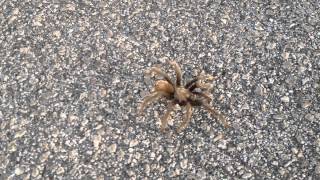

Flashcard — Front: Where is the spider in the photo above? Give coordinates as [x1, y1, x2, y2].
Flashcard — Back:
[139, 61, 229, 132]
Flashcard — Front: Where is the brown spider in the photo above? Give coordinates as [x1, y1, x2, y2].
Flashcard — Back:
[139, 61, 229, 132]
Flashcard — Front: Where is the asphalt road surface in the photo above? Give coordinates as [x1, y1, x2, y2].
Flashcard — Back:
[1, 1, 319, 179]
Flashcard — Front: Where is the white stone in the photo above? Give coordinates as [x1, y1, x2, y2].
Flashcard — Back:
[281, 96, 290, 103]
[93, 135, 102, 150]
[180, 159, 188, 169]
[108, 144, 117, 153]
[129, 139, 139, 147]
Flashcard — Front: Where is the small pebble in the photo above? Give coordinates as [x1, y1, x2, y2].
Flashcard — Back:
[108, 144, 117, 153]
[180, 159, 188, 169]
[15, 167, 24, 175]
[242, 172, 253, 179]
[281, 96, 290, 103]
[301, 100, 312, 108]
[129, 139, 139, 147]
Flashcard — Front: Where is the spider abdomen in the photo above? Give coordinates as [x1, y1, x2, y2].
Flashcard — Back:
[155, 80, 175, 94]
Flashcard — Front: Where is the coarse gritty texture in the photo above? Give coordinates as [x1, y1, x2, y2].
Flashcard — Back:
[1, 0, 319, 179]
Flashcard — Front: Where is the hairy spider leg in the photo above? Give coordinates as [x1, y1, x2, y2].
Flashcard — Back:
[185, 74, 214, 91]
[202, 103, 229, 128]
[185, 77, 198, 89]
[139, 91, 164, 114]
[148, 67, 174, 85]
[169, 61, 182, 86]
[160, 102, 176, 132]
[189, 81, 212, 92]
[192, 91, 212, 102]
[177, 103, 193, 132]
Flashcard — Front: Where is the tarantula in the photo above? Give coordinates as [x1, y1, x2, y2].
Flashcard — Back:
[139, 61, 229, 132]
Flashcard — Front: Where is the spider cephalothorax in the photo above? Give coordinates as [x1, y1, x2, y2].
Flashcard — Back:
[139, 61, 229, 132]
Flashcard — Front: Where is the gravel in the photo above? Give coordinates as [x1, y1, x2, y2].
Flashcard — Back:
[1, 1, 319, 179]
